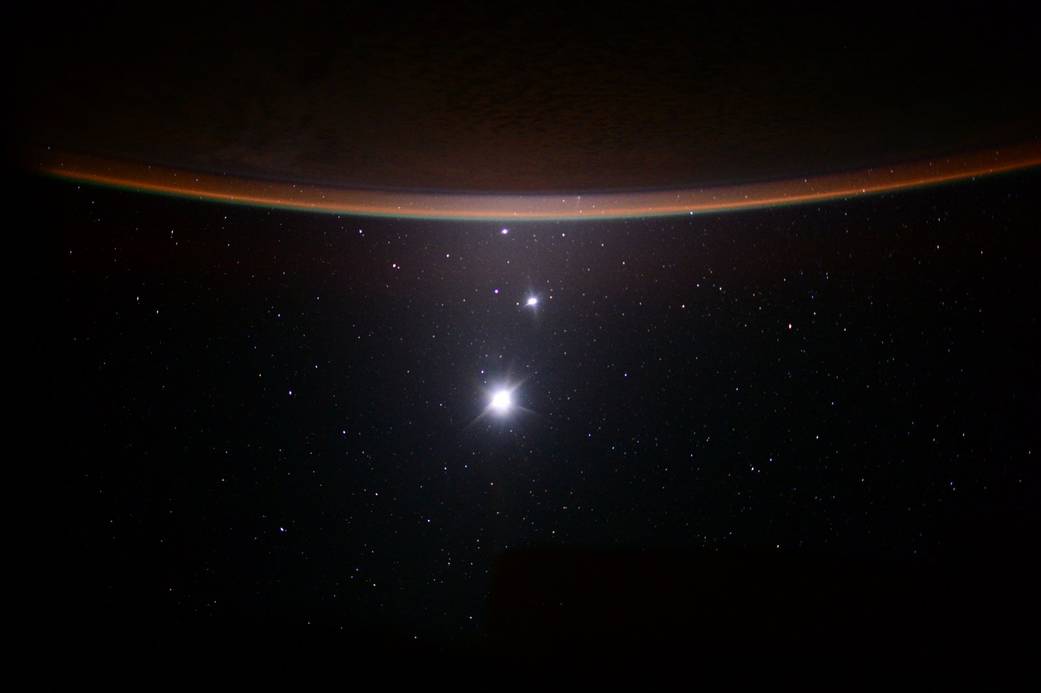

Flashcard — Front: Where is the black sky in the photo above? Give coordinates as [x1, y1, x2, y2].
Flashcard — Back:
[33, 3, 1041, 659]
[51, 168, 1040, 648]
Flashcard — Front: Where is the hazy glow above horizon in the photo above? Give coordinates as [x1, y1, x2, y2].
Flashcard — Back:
[31, 143, 1041, 221]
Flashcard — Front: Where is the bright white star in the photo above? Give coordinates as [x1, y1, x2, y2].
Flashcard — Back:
[489, 389, 513, 414]
[525, 296, 539, 307]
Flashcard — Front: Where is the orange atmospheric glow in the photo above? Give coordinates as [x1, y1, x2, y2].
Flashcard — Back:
[30, 142, 1041, 221]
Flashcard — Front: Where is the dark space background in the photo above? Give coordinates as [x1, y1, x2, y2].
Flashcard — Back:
[50, 169, 1039, 653]
[22, 1, 1040, 660]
